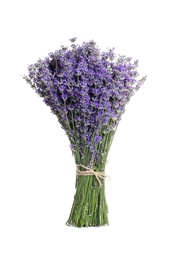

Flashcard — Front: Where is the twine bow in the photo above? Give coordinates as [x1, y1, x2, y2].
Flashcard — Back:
[76, 164, 111, 188]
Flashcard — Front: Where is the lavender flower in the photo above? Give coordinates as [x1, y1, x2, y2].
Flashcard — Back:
[23, 38, 146, 167]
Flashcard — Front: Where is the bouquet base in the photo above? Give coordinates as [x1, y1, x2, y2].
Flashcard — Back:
[66, 175, 109, 227]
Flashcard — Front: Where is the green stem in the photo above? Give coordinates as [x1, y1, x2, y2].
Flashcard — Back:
[66, 175, 109, 227]
[66, 126, 114, 228]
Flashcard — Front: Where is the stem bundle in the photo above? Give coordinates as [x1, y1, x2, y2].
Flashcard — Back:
[66, 176, 108, 227]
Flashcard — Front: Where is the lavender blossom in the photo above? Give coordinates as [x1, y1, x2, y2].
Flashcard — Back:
[23, 38, 146, 167]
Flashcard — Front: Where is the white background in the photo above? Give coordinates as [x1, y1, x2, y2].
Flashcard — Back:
[0, 0, 170, 259]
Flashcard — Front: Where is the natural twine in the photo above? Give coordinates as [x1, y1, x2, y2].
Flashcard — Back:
[76, 164, 111, 188]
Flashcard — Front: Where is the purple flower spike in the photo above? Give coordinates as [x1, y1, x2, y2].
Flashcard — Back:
[23, 38, 146, 164]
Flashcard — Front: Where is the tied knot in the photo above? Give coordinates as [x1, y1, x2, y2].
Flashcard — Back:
[76, 164, 111, 188]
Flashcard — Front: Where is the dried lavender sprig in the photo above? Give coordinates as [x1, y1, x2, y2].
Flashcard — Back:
[23, 38, 146, 227]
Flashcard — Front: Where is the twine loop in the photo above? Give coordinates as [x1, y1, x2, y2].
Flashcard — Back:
[76, 164, 111, 188]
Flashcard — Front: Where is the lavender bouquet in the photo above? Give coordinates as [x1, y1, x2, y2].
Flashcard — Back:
[23, 38, 146, 227]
